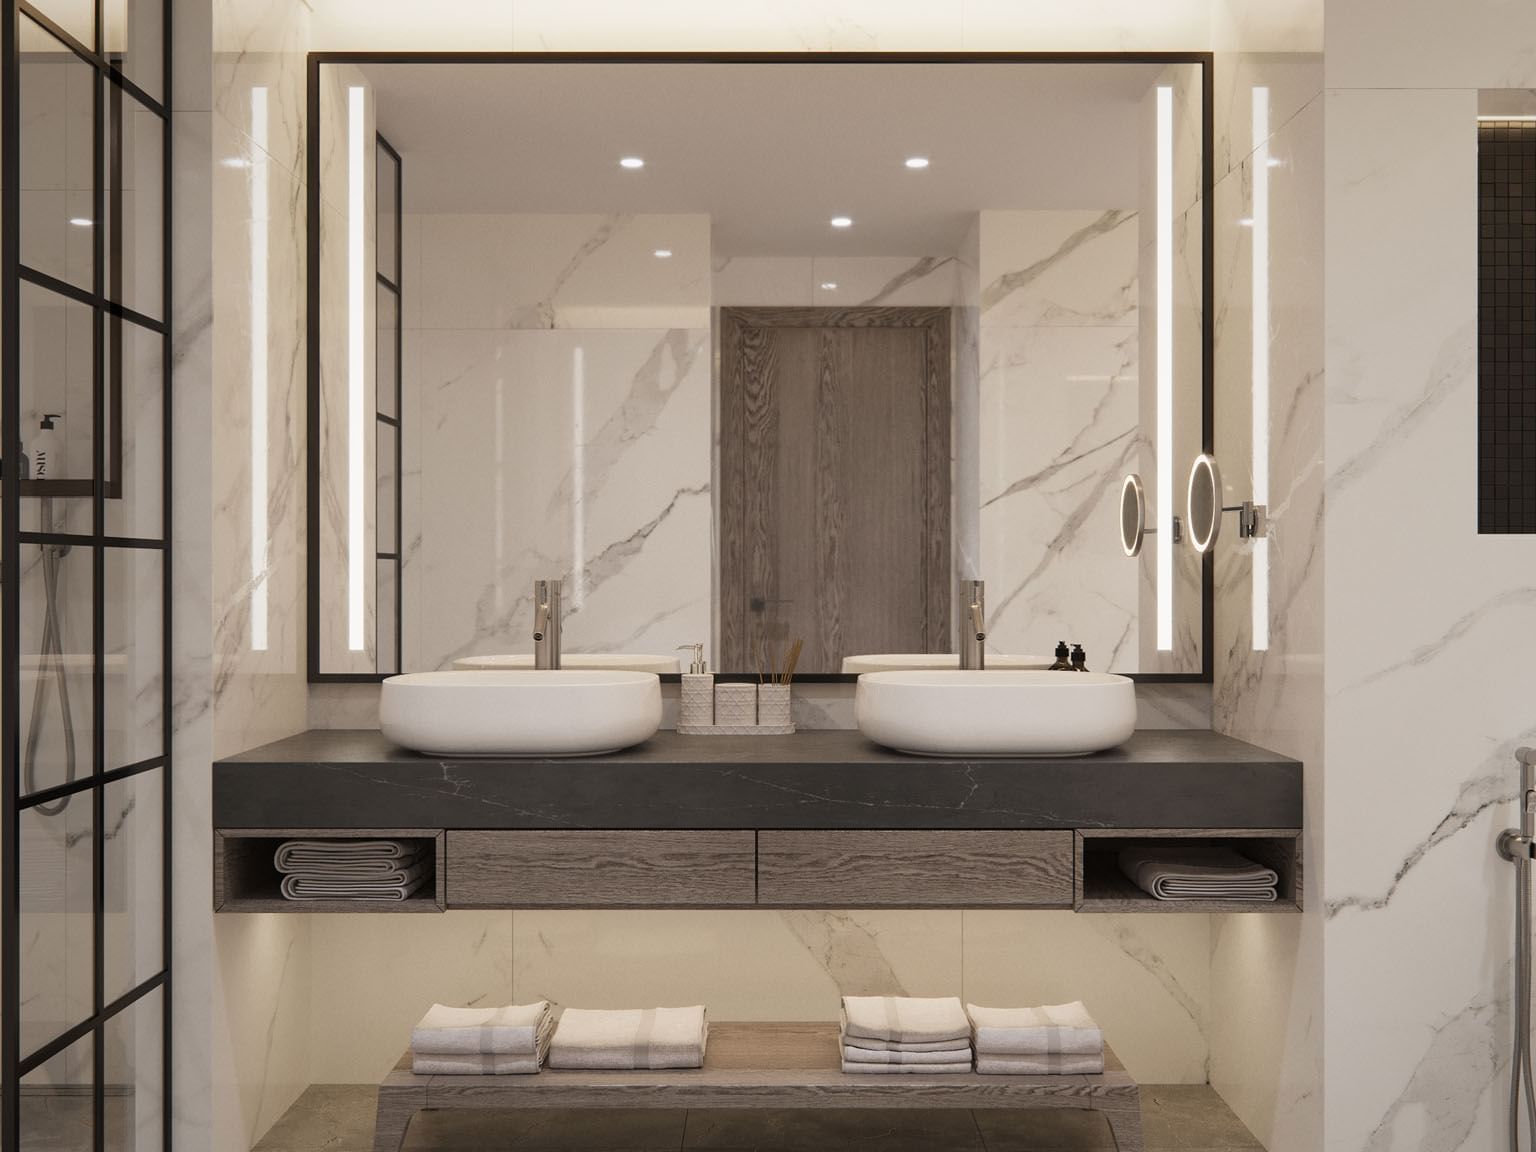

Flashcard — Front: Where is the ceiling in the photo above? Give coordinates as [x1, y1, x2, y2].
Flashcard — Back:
[360, 60, 1168, 257]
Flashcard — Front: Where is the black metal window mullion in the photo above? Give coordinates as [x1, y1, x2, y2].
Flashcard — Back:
[378, 133, 403, 676]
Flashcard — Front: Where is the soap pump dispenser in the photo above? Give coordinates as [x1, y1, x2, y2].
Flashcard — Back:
[1070, 644, 1089, 672]
[1048, 642, 1073, 671]
[677, 643, 713, 728]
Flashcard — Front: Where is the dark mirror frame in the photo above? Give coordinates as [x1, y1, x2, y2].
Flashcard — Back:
[306, 50, 1215, 685]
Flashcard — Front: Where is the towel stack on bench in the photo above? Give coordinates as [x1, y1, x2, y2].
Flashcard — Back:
[548, 1006, 709, 1070]
[839, 996, 973, 1074]
[410, 1002, 553, 1075]
[967, 1001, 1104, 1075]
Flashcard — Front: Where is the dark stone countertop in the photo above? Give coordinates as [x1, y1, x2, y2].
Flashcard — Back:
[213, 729, 1302, 832]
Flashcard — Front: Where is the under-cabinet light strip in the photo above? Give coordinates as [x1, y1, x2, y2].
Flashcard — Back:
[251, 88, 269, 652]
[348, 85, 366, 652]
[1156, 85, 1173, 652]
[1252, 88, 1270, 652]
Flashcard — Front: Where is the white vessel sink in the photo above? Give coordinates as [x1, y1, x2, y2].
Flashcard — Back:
[841, 653, 1051, 674]
[380, 670, 662, 757]
[855, 670, 1136, 757]
[453, 653, 681, 674]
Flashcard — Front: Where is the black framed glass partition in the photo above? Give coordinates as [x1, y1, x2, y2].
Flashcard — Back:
[375, 135, 401, 676]
[3, 0, 172, 1149]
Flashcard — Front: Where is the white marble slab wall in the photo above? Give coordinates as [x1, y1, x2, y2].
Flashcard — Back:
[1206, 39, 1323, 1152]
[406, 213, 713, 670]
[1320, 0, 1536, 1134]
[977, 209, 1141, 671]
[712, 254, 960, 307]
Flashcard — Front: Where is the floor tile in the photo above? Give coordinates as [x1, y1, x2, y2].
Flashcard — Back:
[1140, 1085, 1264, 1150]
[971, 1105, 1117, 1151]
[405, 1107, 687, 1151]
[253, 1085, 379, 1152]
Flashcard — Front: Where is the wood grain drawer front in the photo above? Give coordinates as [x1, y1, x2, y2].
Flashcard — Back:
[445, 831, 756, 908]
[756, 831, 1074, 907]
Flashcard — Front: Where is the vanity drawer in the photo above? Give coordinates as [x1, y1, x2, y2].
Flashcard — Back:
[445, 831, 756, 908]
[756, 830, 1074, 907]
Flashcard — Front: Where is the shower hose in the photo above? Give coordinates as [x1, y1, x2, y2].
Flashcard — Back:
[21, 497, 76, 816]
[1500, 748, 1536, 1150]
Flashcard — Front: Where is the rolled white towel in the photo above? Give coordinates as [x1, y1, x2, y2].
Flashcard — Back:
[976, 1052, 1105, 1075]
[841, 1043, 972, 1065]
[966, 1002, 1103, 1056]
[411, 1002, 552, 1057]
[838, 1013, 972, 1053]
[411, 1053, 542, 1075]
[1117, 846, 1278, 901]
[840, 996, 970, 1045]
[547, 1006, 708, 1070]
[840, 1059, 972, 1074]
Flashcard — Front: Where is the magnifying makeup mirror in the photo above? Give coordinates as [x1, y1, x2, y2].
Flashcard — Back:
[1185, 453, 1265, 553]
[1119, 473, 1182, 557]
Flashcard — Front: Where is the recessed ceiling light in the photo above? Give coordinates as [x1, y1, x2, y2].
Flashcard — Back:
[1237, 217, 1256, 228]
[619, 156, 645, 169]
[830, 216, 853, 228]
[820, 282, 838, 290]
[904, 156, 930, 169]
[1266, 157, 1283, 168]
[654, 249, 673, 258]
[68, 217, 91, 227]
[220, 156, 252, 169]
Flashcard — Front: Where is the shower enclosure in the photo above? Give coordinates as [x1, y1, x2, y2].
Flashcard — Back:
[1, 0, 172, 1149]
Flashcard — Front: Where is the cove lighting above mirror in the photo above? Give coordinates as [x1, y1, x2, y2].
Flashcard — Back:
[308, 55, 1213, 682]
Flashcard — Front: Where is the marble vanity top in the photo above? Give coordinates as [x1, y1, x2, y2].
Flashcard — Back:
[214, 729, 1301, 832]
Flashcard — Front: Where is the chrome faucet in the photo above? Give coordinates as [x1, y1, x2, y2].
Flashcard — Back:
[533, 578, 562, 669]
[959, 579, 985, 670]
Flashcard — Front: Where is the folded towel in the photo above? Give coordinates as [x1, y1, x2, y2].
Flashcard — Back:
[976, 1052, 1105, 1075]
[411, 1053, 542, 1075]
[841, 996, 970, 1045]
[1118, 846, 1279, 901]
[840, 1059, 972, 1074]
[278, 859, 432, 901]
[841, 1044, 972, 1065]
[411, 1002, 552, 1056]
[838, 1013, 972, 1053]
[966, 1002, 1103, 1056]
[274, 840, 422, 874]
[547, 1006, 708, 1070]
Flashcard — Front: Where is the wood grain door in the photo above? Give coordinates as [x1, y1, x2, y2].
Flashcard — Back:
[719, 307, 951, 673]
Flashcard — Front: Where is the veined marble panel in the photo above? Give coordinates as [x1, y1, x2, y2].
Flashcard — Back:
[214, 0, 310, 180]
[712, 254, 961, 308]
[416, 327, 713, 669]
[979, 326, 1140, 668]
[210, 111, 309, 758]
[712, 256, 814, 306]
[1326, 0, 1536, 89]
[419, 214, 711, 331]
[961, 0, 1215, 51]
[979, 209, 1138, 329]
[1212, 51, 1322, 180]
[307, 913, 514, 1083]
[1208, 94, 1323, 1152]
[1323, 88, 1514, 1152]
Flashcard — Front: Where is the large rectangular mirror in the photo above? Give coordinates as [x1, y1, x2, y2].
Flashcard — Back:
[308, 55, 1211, 681]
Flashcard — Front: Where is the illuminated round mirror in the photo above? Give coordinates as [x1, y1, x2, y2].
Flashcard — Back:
[1120, 473, 1147, 557]
[1187, 453, 1222, 553]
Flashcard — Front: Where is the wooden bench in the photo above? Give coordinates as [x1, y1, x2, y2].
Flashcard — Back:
[373, 1021, 1143, 1152]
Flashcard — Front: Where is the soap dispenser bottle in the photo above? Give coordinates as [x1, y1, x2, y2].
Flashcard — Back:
[1070, 644, 1089, 672]
[677, 643, 713, 729]
[1048, 641, 1073, 671]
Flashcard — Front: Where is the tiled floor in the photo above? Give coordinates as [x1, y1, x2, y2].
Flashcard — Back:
[252, 1084, 1265, 1152]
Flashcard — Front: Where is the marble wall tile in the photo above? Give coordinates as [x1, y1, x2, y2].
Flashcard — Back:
[419, 214, 711, 331]
[510, 0, 964, 52]
[962, 911, 1212, 1083]
[977, 210, 1142, 671]
[416, 326, 713, 669]
[213, 0, 310, 180]
[712, 256, 813, 307]
[811, 256, 960, 306]
[1322, 87, 1513, 1152]
[1326, 0, 1536, 89]
[1208, 89, 1323, 1152]
[512, 910, 964, 1021]
[306, 913, 514, 1082]
[960, 0, 1215, 51]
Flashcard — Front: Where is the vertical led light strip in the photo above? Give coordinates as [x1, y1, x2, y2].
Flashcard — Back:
[347, 85, 366, 651]
[571, 346, 586, 612]
[250, 88, 269, 651]
[1251, 88, 1271, 651]
[1156, 85, 1174, 651]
